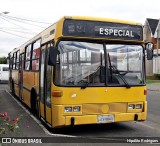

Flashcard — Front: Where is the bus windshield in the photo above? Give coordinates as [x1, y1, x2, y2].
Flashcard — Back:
[55, 41, 144, 87]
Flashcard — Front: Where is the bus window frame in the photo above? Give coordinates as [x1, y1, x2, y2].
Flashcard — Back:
[31, 39, 41, 71]
[53, 38, 146, 88]
[39, 40, 54, 105]
[12, 52, 17, 70]
[16, 50, 20, 70]
[53, 38, 107, 87]
[24, 38, 42, 72]
[24, 44, 32, 71]
[9, 56, 13, 70]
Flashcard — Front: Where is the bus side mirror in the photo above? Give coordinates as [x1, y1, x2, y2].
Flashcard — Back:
[146, 42, 153, 60]
[48, 47, 59, 66]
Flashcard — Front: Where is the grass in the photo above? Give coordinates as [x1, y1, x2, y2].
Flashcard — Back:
[146, 79, 160, 84]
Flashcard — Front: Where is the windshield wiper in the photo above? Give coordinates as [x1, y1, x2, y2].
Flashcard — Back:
[78, 79, 90, 89]
[108, 53, 130, 88]
[111, 66, 130, 88]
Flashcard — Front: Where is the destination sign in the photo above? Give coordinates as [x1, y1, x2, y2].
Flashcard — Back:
[98, 28, 134, 37]
[63, 19, 143, 41]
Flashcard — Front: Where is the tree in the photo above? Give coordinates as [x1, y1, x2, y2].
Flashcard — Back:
[0, 57, 7, 64]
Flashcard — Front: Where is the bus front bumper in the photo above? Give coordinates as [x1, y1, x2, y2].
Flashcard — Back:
[52, 102, 147, 128]
[65, 112, 146, 126]
[52, 112, 147, 128]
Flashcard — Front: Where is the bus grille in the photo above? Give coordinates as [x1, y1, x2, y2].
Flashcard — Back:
[82, 103, 127, 114]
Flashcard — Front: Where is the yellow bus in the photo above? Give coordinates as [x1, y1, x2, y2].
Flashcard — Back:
[8, 16, 153, 128]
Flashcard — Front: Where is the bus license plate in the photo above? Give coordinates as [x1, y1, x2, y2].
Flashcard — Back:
[98, 115, 114, 123]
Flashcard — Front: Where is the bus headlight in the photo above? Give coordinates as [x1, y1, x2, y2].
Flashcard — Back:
[135, 104, 142, 109]
[73, 106, 81, 112]
[128, 104, 135, 109]
[64, 107, 72, 112]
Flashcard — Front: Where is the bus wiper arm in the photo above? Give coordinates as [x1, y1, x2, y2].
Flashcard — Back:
[79, 80, 90, 89]
[111, 66, 130, 89]
[117, 74, 130, 88]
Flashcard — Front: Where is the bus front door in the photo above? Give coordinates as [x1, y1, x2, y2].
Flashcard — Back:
[40, 45, 52, 126]
[19, 53, 24, 100]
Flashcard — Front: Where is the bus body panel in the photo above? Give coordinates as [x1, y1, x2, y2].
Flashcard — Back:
[21, 71, 35, 108]
[51, 86, 146, 127]
[8, 16, 147, 128]
[34, 72, 40, 94]
[23, 71, 35, 90]
[23, 89, 31, 107]
[51, 86, 146, 104]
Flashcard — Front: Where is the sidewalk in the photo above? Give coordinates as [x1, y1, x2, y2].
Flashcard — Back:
[147, 83, 160, 91]
[0, 87, 46, 137]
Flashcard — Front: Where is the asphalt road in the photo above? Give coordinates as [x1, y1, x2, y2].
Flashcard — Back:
[0, 83, 160, 146]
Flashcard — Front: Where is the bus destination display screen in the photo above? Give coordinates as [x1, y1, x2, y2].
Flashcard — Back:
[63, 19, 143, 41]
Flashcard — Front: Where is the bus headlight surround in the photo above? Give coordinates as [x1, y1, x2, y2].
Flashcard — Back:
[73, 106, 81, 112]
[135, 104, 142, 109]
[64, 107, 72, 112]
[128, 104, 135, 109]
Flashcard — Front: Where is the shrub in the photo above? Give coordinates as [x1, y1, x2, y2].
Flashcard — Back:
[0, 112, 22, 134]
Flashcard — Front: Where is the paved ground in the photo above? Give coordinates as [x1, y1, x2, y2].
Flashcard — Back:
[0, 83, 160, 146]
[0, 85, 45, 137]
[147, 83, 160, 91]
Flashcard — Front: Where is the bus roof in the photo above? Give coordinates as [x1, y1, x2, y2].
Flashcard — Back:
[9, 16, 142, 55]
[64, 16, 142, 26]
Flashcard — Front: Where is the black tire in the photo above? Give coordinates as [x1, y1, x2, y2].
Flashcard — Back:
[31, 89, 39, 116]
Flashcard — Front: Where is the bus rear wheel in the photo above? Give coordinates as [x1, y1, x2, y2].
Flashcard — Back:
[31, 89, 39, 116]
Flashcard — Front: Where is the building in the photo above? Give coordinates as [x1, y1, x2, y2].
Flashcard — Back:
[144, 18, 160, 76]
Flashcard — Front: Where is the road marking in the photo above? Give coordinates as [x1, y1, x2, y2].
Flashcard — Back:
[5, 90, 78, 138]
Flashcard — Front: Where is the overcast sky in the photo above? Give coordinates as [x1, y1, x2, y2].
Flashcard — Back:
[0, 0, 160, 57]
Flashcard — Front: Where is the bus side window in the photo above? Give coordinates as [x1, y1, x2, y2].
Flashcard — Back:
[25, 44, 31, 70]
[16, 51, 20, 70]
[31, 39, 41, 71]
[3, 67, 9, 71]
[13, 52, 16, 69]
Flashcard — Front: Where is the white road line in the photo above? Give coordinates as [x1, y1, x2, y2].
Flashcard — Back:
[5, 90, 78, 138]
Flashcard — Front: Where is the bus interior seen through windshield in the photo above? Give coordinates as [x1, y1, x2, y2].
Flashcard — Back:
[55, 40, 144, 88]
